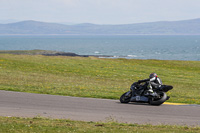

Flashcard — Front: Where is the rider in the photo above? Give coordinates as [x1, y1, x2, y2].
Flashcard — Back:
[137, 73, 162, 96]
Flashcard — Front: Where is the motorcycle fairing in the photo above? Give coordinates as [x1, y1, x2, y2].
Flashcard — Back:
[130, 96, 149, 102]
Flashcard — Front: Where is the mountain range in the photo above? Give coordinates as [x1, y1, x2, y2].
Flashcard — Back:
[0, 18, 200, 35]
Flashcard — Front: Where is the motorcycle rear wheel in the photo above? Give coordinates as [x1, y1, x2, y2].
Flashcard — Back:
[120, 92, 131, 103]
[149, 92, 167, 106]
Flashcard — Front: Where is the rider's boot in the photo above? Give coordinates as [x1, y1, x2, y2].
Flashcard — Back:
[149, 92, 158, 97]
[145, 89, 157, 97]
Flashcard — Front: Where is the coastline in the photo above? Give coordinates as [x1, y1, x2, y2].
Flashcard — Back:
[0, 50, 113, 58]
[0, 50, 199, 61]
[1, 50, 200, 62]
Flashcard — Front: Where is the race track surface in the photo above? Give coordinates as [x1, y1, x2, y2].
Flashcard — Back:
[0, 90, 199, 126]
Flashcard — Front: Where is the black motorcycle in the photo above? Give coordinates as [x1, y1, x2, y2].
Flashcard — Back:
[120, 81, 173, 106]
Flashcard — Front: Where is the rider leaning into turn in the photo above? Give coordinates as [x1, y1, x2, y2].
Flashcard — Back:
[138, 73, 162, 96]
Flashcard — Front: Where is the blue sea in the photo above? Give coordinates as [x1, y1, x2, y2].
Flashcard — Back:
[0, 35, 199, 61]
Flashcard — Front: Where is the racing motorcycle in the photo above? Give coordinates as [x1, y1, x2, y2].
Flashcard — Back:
[120, 81, 173, 106]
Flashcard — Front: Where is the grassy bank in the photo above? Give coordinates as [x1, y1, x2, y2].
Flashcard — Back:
[0, 53, 200, 104]
[0, 116, 199, 133]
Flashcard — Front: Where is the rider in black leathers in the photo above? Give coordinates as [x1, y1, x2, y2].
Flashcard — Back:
[137, 73, 162, 96]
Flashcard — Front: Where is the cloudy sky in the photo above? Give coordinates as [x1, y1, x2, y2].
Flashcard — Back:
[1, 0, 200, 24]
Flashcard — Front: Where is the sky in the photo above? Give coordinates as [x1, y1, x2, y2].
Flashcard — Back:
[1, 0, 200, 24]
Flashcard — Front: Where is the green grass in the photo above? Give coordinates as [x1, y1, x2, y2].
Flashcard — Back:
[0, 53, 200, 104]
[0, 116, 199, 133]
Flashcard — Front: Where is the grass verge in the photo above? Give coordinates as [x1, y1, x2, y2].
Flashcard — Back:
[0, 116, 200, 133]
[0, 52, 200, 104]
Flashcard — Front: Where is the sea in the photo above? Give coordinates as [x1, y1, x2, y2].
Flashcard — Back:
[0, 35, 199, 61]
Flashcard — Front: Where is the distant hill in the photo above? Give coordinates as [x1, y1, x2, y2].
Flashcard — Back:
[1, 18, 200, 35]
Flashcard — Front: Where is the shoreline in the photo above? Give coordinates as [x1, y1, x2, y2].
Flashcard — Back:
[0, 50, 113, 58]
[0, 50, 199, 61]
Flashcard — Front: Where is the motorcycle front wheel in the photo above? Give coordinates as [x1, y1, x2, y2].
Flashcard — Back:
[120, 91, 131, 103]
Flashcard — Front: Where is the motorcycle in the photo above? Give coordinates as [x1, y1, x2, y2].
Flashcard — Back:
[120, 81, 173, 106]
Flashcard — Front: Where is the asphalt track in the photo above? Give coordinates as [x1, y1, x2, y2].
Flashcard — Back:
[0, 90, 200, 126]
